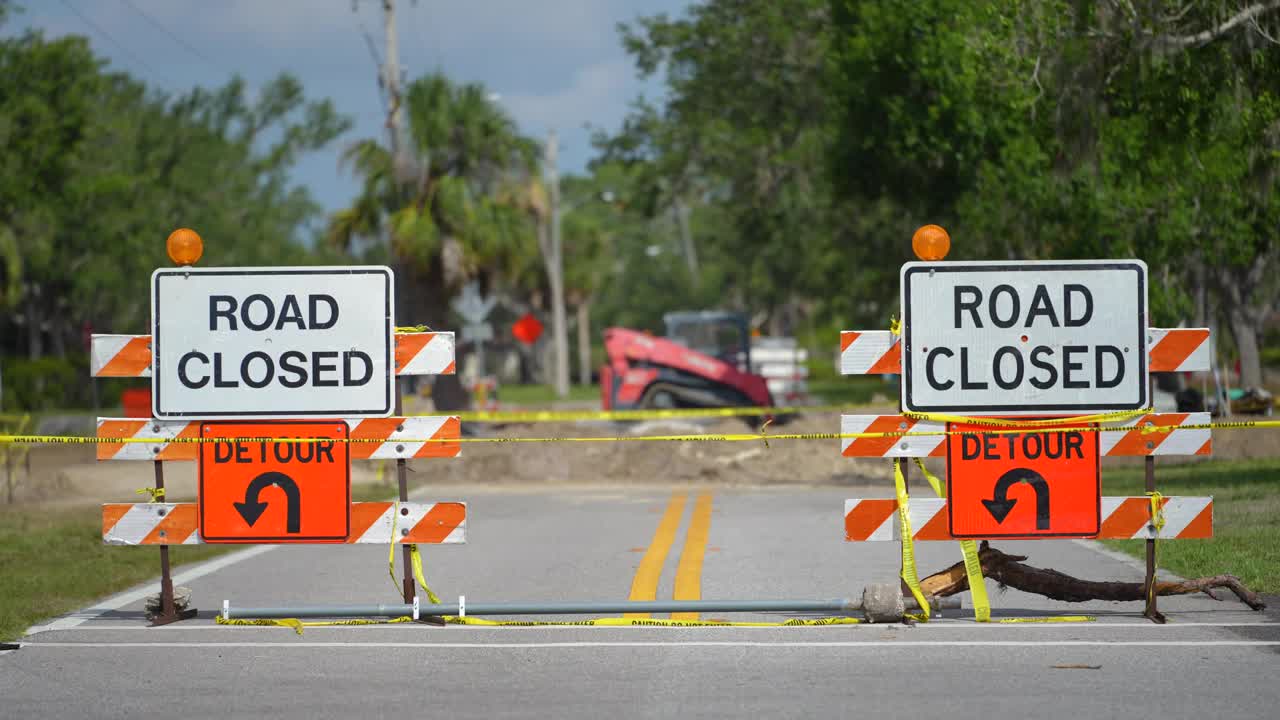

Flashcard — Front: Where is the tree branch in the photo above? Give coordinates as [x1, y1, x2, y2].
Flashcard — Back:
[1157, 1, 1280, 50]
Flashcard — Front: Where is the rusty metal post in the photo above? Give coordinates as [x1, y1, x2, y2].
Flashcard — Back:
[1143, 377, 1165, 623]
[395, 378, 415, 604]
[149, 458, 195, 626]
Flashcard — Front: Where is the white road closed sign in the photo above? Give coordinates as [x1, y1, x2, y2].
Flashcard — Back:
[151, 267, 394, 419]
[900, 260, 1147, 414]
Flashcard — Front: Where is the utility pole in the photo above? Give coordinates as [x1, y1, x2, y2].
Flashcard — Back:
[378, 0, 413, 328]
[673, 197, 698, 282]
[545, 130, 570, 398]
[382, 0, 404, 177]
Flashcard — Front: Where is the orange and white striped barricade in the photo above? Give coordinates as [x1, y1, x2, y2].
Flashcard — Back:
[95, 416, 462, 462]
[1147, 328, 1211, 373]
[92, 323, 459, 622]
[841, 412, 1211, 458]
[839, 331, 900, 375]
[103, 501, 467, 546]
[1098, 412, 1212, 456]
[841, 414, 946, 458]
[843, 496, 1213, 542]
[91, 331, 457, 378]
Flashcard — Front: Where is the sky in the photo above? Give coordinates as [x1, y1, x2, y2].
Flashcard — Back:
[12, 0, 689, 212]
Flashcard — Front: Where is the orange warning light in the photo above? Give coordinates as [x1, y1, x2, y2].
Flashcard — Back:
[166, 228, 203, 266]
[911, 224, 950, 261]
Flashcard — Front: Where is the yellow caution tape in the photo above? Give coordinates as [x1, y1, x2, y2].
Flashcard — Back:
[957, 543, 990, 623]
[216, 614, 861, 634]
[387, 500, 401, 596]
[893, 459, 930, 622]
[1143, 418, 1280, 433]
[394, 325, 433, 333]
[410, 545, 443, 605]
[216, 616, 417, 635]
[906, 409, 1149, 427]
[998, 616, 1096, 624]
[2, 416, 1277, 449]
[912, 459, 990, 623]
[135, 487, 166, 502]
[913, 458, 945, 498]
[1146, 490, 1166, 609]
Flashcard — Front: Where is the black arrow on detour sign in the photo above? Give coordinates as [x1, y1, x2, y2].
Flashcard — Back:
[982, 468, 1051, 530]
[234, 471, 301, 533]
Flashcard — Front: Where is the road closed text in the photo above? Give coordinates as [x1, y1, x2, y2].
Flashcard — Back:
[902, 261, 1146, 413]
[175, 294, 375, 390]
[922, 284, 1127, 393]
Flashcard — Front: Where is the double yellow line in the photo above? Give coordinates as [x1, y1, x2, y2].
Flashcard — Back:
[625, 492, 715, 620]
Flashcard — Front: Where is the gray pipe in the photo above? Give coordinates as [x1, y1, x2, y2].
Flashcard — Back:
[223, 596, 960, 620]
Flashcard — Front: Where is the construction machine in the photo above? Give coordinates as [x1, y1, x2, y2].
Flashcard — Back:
[601, 311, 786, 422]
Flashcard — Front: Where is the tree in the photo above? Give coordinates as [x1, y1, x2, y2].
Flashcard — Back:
[0, 29, 350, 407]
[828, 0, 1280, 386]
[329, 72, 542, 329]
[601, 0, 855, 335]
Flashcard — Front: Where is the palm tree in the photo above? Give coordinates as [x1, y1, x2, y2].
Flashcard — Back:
[328, 73, 543, 328]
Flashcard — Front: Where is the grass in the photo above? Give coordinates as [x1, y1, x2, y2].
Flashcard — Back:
[0, 482, 402, 641]
[1100, 458, 1280, 594]
[0, 505, 232, 641]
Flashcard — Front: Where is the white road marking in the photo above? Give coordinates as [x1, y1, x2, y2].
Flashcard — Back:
[38, 621, 1280, 631]
[23, 545, 277, 636]
[17, 640, 1280, 649]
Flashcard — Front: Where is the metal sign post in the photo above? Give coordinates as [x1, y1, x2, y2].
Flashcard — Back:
[451, 282, 497, 378]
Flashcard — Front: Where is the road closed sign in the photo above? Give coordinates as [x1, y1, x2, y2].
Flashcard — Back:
[198, 421, 350, 543]
[151, 267, 394, 419]
[947, 421, 1100, 538]
[901, 260, 1147, 414]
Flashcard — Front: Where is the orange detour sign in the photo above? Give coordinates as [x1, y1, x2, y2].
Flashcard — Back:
[946, 421, 1100, 538]
[198, 421, 350, 543]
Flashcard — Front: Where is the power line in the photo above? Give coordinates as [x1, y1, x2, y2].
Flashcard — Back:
[115, 0, 226, 75]
[57, 0, 165, 83]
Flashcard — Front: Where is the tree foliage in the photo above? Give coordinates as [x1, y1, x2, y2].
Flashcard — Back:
[600, 0, 1280, 385]
[0, 28, 349, 407]
[329, 72, 545, 327]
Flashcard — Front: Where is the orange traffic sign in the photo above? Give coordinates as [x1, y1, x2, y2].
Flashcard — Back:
[198, 421, 350, 543]
[946, 421, 1100, 538]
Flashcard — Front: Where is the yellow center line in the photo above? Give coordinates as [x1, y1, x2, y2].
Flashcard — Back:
[624, 493, 687, 619]
[671, 493, 714, 620]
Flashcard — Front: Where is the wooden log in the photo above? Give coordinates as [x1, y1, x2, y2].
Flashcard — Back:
[917, 541, 1266, 611]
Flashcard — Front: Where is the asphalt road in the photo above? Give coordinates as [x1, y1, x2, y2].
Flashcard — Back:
[5, 485, 1278, 719]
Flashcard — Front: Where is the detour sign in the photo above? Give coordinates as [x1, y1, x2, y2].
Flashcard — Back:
[198, 421, 350, 543]
[946, 421, 1100, 538]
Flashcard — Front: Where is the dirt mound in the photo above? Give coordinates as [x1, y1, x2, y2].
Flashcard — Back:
[446, 412, 893, 488]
